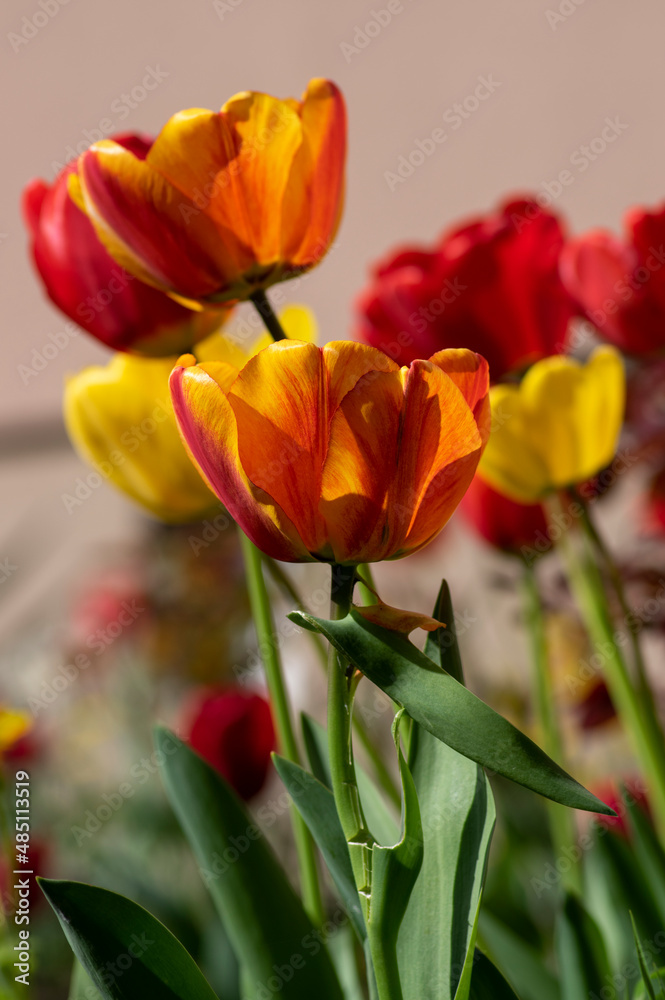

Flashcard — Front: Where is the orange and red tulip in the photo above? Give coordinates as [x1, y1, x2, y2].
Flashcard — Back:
[170, 341, 490, 564]
[70, 79, 346, 309]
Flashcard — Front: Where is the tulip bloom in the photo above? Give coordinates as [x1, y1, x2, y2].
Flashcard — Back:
[185, 687, 275, 800]
[170, 341, 490, 564]
[560, 205, 665, 354]
[460, 475, 552, 558]
[355, 197, 576, 381]
[477, 346, 625, 504]
[22, 134, 223, 355]
[69, 80, 346, 308]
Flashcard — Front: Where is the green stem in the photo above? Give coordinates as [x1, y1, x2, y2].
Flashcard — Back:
[547, 497, 665, 843]
[574, 491, 652, 698]
[249, 288, 287, 341]
[327, 565, 403, 1000]
[239, 532, 324, 926]
[522, 562, 581, 895]
[266, 556, 401, 809]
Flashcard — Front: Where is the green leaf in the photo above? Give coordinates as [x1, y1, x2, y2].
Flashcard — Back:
[478, 912, 560, 1000]
[327, 924, 366, 1000]
[301, 713, 399, 847]
[69, 960, 104, 1000]
[585, 826, 662, 970]
[288, 609, 612, 815]
[626, 795, 665, 927]
[632, 911, 659, 1000]
[453, 895, 483, 1000]
[39, 879, 218, 1000]
[424, 580, 464, 683]
[398, 728, 494, 1000]
[554, 894, 611, 1000]
[272, 755, 365, 941]
[155, 727, 343, 1000]
[469, 950, 522, 999]
[398, 582, 496, 1000]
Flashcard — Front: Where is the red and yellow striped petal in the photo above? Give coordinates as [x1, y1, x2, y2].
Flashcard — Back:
[388, 361, 485, 555]
[75, 141, 234, 300]
[291, 79, 347, 267]
[170, 360, 311, 561]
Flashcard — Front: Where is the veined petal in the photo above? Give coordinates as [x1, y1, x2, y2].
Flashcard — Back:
[320, 369, 404, 563]
[322, 340, 400, 413]
[217, 92, 307, 263]
[291, 79, 347, 267]
[76, 140, 239, 299]
[389, 361, 484, 554]
[225, 341, 328, 553]
[170, 362, 311, 560]
[428, 348, 491, 445]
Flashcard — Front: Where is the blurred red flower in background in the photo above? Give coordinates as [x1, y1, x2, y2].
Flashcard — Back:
[460, 475, 553, 559]
[560, 204, 665, 354]
[185, 687, 275, 800]
[355, 197, 576, 381]
[22, 133, 222, 356]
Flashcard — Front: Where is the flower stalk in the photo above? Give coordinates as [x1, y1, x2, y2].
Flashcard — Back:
[327, 565, 404, 1000]
[522, 561, 581, 895]
[238, 531, 324, 927]
[547, 495, 665, 842]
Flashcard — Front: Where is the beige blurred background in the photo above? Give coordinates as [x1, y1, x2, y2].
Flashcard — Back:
[0, 0, 663, 701]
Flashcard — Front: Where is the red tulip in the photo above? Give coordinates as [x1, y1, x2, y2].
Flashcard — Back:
[460, 474, 552, 559]
[22, 133, 223, 355]
[560, 205, 665, 354]
[185, 687, 275, 800]
[355, 197, 576, 381]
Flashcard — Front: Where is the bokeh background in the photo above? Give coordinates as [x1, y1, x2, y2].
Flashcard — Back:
[2, 0, 665, 994]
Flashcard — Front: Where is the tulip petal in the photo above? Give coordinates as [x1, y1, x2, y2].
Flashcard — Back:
[428, 348, 491, 446]
[478, 385, 556, 503]
[320, 369, 404, 563]
[520, 347, 624, 488]
[77, 139, 238, 300]
[291, 79, 347, 267]
[171, 362, 311, 561]
[218, 92, 308, 264]
[389, 362, 485, 555]
[225, 342, 328, 553]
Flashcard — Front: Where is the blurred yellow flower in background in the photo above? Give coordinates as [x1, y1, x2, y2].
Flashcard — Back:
[0, 707, 32, 754]
[477, 346, 625, 503]
[64, 306, 317, 523]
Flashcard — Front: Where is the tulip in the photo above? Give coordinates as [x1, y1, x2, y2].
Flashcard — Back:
[355, 197, 576, 381]
[560, 205, 665, 354]
[170, 341, 490, 564]
[460, 475, 552, 557]
[64, 307, 317, 522]
[0, 707, 32, 755]
[69, 80, 346, 309]
[22, 134, 224, 355]
[185, 687, 275, 800]
[477, 346, 625, 504]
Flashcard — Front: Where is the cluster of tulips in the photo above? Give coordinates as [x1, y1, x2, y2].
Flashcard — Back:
[19, 77, 665, 999]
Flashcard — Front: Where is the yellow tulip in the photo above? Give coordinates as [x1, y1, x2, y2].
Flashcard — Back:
[477, 346, 625, 503]
[64, 306, 317, 522]
[0, 706, 31, 754]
